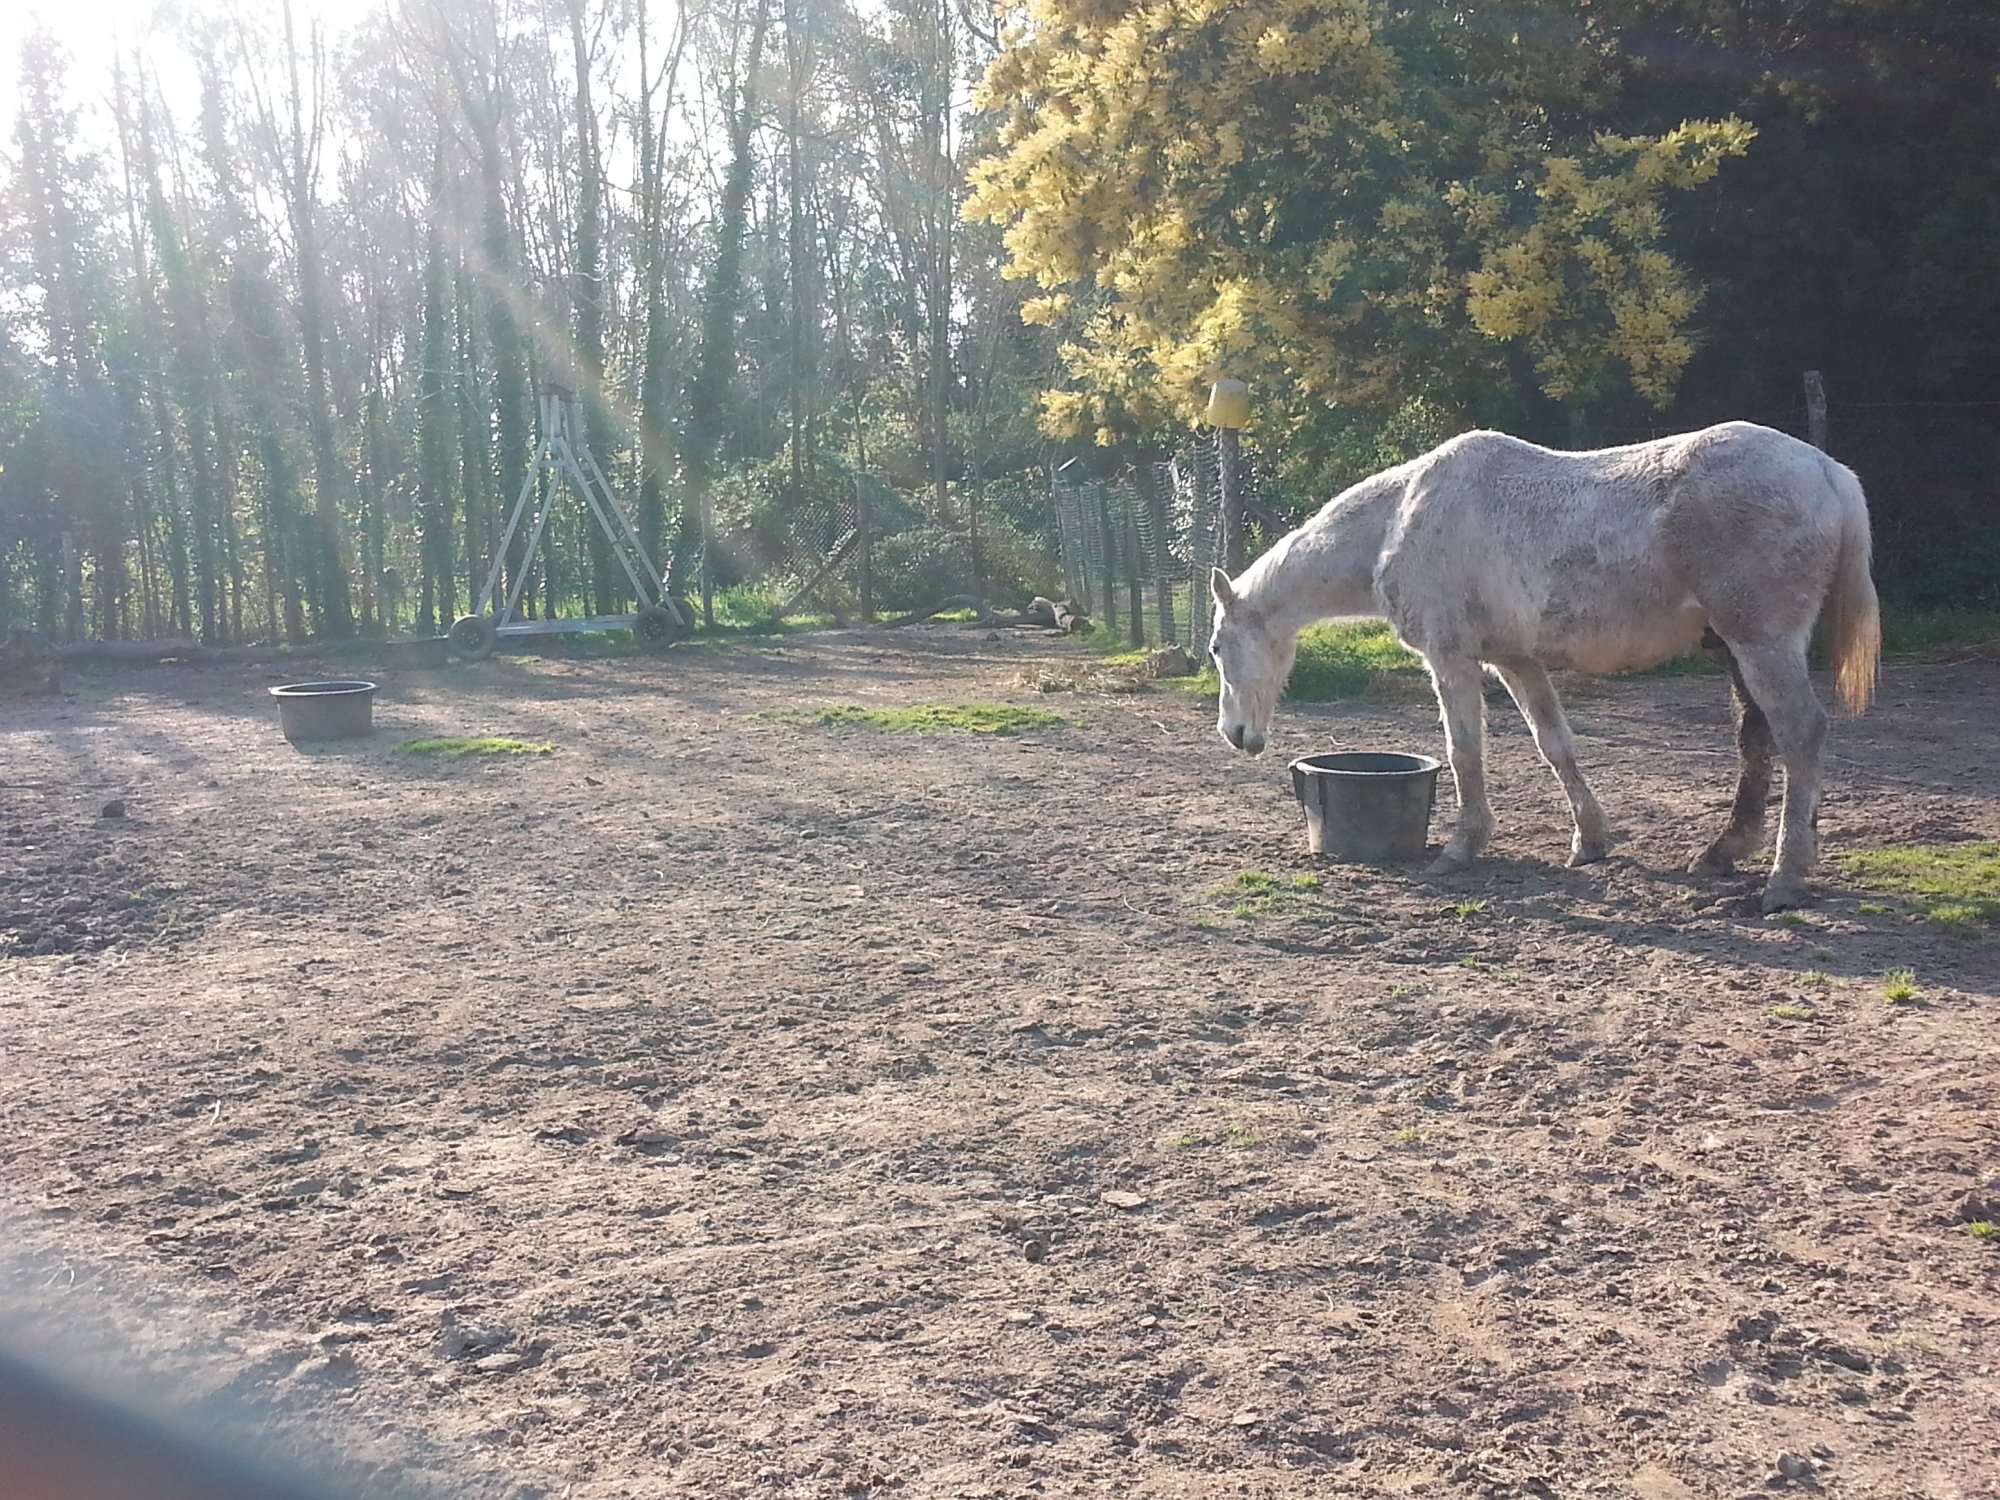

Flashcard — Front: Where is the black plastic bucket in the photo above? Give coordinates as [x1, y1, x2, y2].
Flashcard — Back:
[1290, 751, 1442, 864]
[269, 680, 378, 742]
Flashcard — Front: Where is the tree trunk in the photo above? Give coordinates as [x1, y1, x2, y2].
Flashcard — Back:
[416, 139, 457, 632]
[569, 0, 615, 616]
[682, 0, 774, 627]
[282, 1, 355, 638]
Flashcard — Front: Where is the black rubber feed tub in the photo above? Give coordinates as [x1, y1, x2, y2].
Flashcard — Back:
[270, 680, 378, 742]
[1290, 751, 1442, 864]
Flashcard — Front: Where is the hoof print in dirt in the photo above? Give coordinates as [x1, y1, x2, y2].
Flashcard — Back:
[1774, 1451, 1815, 1483]
[437, 1316, 515, 1362]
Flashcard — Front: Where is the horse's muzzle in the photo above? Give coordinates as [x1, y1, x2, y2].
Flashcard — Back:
[1222, 722, 1266, 755]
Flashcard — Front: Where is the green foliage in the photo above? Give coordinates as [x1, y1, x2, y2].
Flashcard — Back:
[1768, 1003, 1817, 1022]
[764, 703, 1065, 735]
[1880, 969, 1919, 1005]
[1837, 843, 2000, 934]
[393, 737, 555, 757]
[969, 0, 1753, 441]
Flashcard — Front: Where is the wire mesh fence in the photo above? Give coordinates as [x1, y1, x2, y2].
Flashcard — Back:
[1048, 430, 1279, 661]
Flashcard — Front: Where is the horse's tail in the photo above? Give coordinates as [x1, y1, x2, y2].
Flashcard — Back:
[1820, 457, 1880, 715]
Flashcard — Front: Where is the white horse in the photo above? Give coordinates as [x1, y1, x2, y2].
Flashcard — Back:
[1209, 421, 1880, 912]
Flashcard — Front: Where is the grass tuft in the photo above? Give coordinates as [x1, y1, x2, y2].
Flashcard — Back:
[1210, 869, 1323, 921]
[1968, 1220, 1998, 1243]
[394, 736, 554, 757]
[765, 702, 1065, 735]
[1880, 967, 1919, 1004]
[1768, 1003, 1817, 1022]
[1837, 842, 2000, 934]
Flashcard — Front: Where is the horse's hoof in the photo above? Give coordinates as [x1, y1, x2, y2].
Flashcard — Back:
[1569, 841, 1612, 868]
[1759, 882, 1812, 915]
[1690, 837, 1748, 876]
[1427, 850, 1474, 876]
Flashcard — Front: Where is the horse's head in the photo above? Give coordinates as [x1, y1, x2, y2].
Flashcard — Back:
[1209, 567, 1295, 756]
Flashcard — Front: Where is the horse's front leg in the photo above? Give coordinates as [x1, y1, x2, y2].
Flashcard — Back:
[1491, 660, 1612, 866]
[1424, 655, 1495, 873]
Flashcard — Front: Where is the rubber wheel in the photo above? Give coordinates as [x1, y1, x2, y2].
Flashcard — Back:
[449, 614, 499, 662]
[634, 604, 686, 650]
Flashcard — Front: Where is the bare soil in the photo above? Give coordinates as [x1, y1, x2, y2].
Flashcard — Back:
[2, 630, 1996, 1500]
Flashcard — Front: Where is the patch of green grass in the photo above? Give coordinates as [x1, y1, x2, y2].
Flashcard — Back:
[1768, 1003, 1818, 1022]
[1798, 970, 1832, 989]
[1837, 842, 2000, 934]
[393, 736, 554, 757]
[1143, 620, 1425, 703]
[765, 702, 1065, 735]
[1393, 1126, 1427, 1147]
[1451, 899, 1488, 920]
[1225, 1123, 1260, 1149]
[1854, 901, 1894, 916]
[703, 581, 838, 636]
[1285, 621, 1423, 702]
[1880, 967, 1919, 1005]
[1210, 869, 1322, 920]
[1968, 1220, 1998, 1243]
[1768, 909, 1811, 929]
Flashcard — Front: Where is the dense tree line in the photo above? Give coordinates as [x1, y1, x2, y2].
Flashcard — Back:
[2, 0, 1995, 646]
[0, 0, 1052, 642]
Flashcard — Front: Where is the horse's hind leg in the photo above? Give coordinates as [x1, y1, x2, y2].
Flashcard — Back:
[1425, 654, 1496, 874]
[1723, 642, 1829, 912]
[1690, 650, 1777, 876]
[1491, 661, 1612, 866]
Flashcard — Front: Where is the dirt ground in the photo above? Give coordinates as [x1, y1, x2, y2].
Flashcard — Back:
[1, 628, 1996, 1500]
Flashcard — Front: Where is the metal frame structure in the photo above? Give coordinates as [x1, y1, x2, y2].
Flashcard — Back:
[449, 386, 690, 660]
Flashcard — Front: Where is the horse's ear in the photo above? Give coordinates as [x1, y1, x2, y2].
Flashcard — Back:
[1210, 567, 1236, 607]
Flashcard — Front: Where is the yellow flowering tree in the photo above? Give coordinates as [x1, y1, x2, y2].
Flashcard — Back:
[964, 0, 1754, 445]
